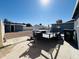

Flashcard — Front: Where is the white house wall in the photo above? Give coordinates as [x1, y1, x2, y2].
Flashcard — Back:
[75, 18, 79, 48]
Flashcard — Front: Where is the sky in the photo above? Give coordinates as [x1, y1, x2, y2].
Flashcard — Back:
[0, 0, 76, 25]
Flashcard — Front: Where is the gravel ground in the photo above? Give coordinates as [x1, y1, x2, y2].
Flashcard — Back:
[1, 31, 79, 59]
[1, 30, 33, 58]
[1, 37, 79, 59]
[0, 45, 14, 58]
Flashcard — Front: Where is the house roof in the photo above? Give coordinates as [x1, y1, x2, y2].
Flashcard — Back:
[65, 19, 74, 23]
[72, 0, 79, 19]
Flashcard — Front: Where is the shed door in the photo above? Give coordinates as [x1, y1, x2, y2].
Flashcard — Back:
[11, 25, 14, 32]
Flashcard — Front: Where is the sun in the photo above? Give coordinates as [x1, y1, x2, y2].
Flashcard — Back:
[40, 0, 50, 6]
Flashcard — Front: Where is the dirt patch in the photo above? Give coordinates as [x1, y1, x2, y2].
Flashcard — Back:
[5, 31, 33, 39]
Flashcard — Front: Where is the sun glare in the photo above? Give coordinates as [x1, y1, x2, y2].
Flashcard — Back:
[40, 0, 51, 6]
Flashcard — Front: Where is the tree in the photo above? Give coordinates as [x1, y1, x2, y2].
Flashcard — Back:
[4, 18, 12, 24]
[26, 23, 32, 27]
[39, 23, 42, 26]
[4, 18, 8, 23]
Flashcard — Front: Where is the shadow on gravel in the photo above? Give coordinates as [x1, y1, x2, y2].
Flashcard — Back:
[19, 38, 64, 59]
[0, 44, 12, 49]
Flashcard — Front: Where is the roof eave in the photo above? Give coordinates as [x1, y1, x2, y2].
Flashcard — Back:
[72, 0, 79, 19]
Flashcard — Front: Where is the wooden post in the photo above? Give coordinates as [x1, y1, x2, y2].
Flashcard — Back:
[0, 20, 5, 47]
